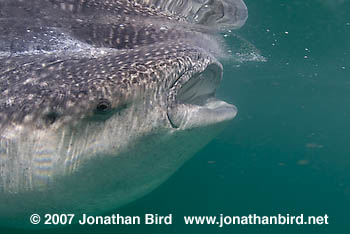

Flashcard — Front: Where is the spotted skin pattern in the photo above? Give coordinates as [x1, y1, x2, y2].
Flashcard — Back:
[0, 0, 218, 129]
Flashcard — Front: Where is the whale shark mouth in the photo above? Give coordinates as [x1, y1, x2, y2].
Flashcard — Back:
[167, 62, 237, 129]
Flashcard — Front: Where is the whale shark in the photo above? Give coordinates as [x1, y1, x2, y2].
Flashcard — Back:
[0, 0, 247, 226]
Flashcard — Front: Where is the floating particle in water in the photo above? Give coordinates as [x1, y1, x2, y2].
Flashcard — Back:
[266, 29, 270, 32]
[305, 48, 310, 52]
[345, 188, 350, 196]
[304, 56, 308, 59]
[306, 143, 324, 149]
[297, 160, 309, 165]
[346, 22, 350, 26]
[284, 31, 289, 34]
[341, 66, 346, 70]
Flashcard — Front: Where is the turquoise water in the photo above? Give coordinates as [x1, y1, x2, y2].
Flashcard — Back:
[2, 0, 350, 233]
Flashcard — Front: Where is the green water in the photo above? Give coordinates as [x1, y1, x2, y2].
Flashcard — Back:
[2, 0, 350, 233]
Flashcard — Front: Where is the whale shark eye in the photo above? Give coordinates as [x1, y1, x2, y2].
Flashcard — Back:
[90, 101, 127, 122]
[96, 100, 111, 113]
[44, 111, 59, 125]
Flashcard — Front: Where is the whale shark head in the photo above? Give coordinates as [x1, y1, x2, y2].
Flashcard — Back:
[0, 0, 247, 226]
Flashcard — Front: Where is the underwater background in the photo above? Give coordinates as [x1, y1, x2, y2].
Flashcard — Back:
[1, 0, 350, 233]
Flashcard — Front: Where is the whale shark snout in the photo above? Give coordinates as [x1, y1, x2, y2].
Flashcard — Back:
[0, 0, 246, 227]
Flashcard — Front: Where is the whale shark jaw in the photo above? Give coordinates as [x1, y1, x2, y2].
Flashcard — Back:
[167, 61, 237, 129]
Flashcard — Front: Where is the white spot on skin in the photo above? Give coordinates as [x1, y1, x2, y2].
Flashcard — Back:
[66, 100, 75, 108]
[6, 97, 15, 106]
[60, 3, 66, 10]
[23, 78, 35, 85]
[39, 82, 49, 87]
[68, 4, 74, 12]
